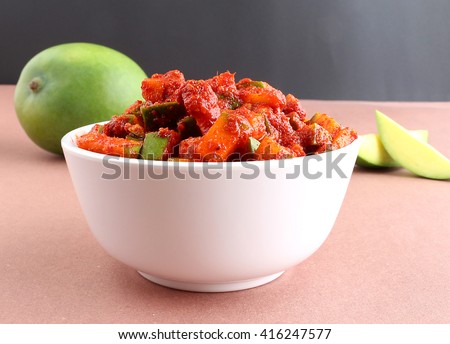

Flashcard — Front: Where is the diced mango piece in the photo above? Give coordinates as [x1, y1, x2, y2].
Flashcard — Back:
[255, 136, 294, 160]
[76, 129, 142, 158]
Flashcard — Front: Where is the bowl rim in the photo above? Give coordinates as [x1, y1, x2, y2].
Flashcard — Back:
[61, 121, 360, 167]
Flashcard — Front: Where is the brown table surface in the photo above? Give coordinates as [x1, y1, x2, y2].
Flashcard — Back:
[1, 85, 449, 324]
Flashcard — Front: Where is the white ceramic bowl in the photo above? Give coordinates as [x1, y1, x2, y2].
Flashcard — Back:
[62, 123, 360, 292]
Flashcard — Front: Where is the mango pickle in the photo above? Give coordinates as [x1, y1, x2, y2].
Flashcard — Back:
[76, 70, 357, 161]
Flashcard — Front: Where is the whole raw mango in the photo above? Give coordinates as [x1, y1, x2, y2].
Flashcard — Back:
[14, 42, 147, 154]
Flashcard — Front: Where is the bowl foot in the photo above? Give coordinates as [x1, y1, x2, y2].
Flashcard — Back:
[137, 271, 284, 292]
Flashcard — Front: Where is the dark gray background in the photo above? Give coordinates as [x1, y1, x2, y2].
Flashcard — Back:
[2, 0, 450, 100]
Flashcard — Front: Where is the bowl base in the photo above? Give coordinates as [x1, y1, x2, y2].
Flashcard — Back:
[137, 271, 284, 292]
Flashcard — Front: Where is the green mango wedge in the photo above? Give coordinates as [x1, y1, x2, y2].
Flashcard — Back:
[375, 110, 450, 180]
[356, 130, 428, 168]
